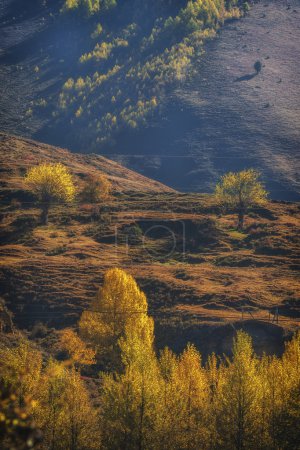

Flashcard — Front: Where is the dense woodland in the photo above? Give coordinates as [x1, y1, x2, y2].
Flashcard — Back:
[32, 0, 246, 149]
[0, 268, 299, 450]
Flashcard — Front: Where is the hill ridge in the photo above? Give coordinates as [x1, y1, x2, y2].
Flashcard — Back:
[0, 132, 175, 194]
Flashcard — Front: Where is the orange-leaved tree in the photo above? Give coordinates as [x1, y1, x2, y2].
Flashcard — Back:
[80, 173, 112, 203]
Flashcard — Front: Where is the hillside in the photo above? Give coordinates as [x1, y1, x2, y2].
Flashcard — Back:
[0, 135, 299, 357]
[0, 0, 299, 199]
[0, 133, 174, 194]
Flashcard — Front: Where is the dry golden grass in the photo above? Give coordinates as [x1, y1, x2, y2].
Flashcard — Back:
[0, 134, 299, 354]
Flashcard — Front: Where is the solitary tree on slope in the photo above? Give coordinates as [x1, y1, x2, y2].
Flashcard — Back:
[215, 169, 268, 230]
[25, 163, 75, 225]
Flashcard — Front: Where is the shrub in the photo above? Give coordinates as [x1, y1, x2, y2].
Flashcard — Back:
[80, 173, 112, 203]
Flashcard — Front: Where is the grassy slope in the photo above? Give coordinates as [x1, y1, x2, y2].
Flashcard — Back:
[1, 0, 299, 199]
[0, 133, 175, 193]
[0, 134, 299, 357]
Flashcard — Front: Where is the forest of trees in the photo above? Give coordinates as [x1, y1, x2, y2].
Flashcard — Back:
[34, 0, 244, 149]
[0, 268, 299, 450]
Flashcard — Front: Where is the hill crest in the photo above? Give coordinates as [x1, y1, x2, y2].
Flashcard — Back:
[0, 133, 175, 194]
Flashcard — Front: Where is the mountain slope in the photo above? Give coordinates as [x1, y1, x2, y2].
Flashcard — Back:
[0, 135, 299, 356]
[0, 0, 299, 200]
[0, 133, 175, 194]
[111, 0, 300, 198]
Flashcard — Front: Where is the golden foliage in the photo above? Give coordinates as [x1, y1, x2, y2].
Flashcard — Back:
[215, 169, 268, 208]
[59, 328, 96, 366]
[24, 163, 76, 204]
[0, 339, 42, 400]
[0, 310, 299, 449]
[37, 361, 99, 449]
[79, 268, 148, 364]
[62, 0, 100, 15]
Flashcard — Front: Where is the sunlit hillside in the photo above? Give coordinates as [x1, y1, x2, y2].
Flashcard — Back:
[1, 0, 299, 197]
[0, 133, 299, 356]
[0, 1, 299, 448]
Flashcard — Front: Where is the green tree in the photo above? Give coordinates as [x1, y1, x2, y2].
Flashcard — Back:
[24, 163, 75, 225]
[215, 169, 268, 229]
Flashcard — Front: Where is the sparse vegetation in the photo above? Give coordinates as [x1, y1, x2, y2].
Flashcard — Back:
[35, 0, 243, 148]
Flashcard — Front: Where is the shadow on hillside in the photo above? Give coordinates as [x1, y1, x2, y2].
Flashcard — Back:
[234, 72, 258, 82]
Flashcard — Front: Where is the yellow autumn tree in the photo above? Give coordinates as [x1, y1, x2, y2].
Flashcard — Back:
[257, 353, 289, 448]
[100, 279, 161, 450]
[174, 344, 210, 449]
[157, 347, 180, 449]
[255, 334, 300, 449]
[59, 328, 96, 367]
[62, 0, 100, 15]
[36, 360, 99, 450]
[0, 380, 41, 450]
[0, 338, 42, 404]
[79, 268, 148, 366]
[218, 330, 260, 449]
[205, 353, 226, 449]
[35, 360, 66, 450]
[24, 163, 75, 225]
[271, 332, 300, 448]
[60, 367, 100, 450]
[215, 169, 268, 229]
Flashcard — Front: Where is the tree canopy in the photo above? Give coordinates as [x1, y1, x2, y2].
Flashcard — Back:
[79, 268, 149, 366]
[215, 169, 268, 229]
[24, 163, 75, 224]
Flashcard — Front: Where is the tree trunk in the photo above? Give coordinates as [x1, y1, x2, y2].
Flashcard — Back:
[237, 210, 244, 230]
[41, 203, 49, 225]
